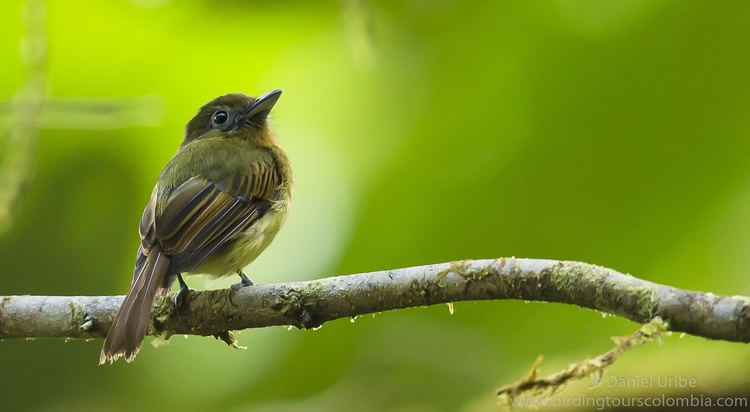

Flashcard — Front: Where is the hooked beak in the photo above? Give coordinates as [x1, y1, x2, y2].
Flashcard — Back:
[241, 89, 282, 122]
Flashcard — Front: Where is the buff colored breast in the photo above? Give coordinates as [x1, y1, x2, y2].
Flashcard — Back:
[189, 194, 290, 278]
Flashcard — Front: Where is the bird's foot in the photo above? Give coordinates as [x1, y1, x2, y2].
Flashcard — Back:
[231, 271, 254, 291]
[174, 273, 194, 311]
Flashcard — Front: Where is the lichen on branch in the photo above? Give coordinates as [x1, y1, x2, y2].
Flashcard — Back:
[0, 259, 749, 344]
[496, 317, 670, 404]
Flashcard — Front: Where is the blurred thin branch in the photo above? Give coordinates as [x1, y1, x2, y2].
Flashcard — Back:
[342, 0, 376, 69]
[0, 258, 748, 344]
[0, 0, 162, 233]
[0, 0, 47, 233]
[0, 96, 164, 130]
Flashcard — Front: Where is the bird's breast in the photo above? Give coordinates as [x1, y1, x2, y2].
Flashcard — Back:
[189, 194, 290, 278]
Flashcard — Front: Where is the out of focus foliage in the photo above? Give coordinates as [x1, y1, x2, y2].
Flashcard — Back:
[1, 1, 749, 411]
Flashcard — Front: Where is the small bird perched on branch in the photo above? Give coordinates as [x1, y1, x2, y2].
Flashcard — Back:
[100, 90, 292, 364]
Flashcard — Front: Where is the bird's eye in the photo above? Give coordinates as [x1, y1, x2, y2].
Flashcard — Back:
[212, 110, 229, 125]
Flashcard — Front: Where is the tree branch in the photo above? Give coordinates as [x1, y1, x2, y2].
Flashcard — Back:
[0, 0, 47, 233]
[496, 318, 669, 401]
[1, 258, 749, 343]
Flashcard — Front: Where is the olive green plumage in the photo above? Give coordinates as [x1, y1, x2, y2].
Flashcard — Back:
[100, 90, 292, 364]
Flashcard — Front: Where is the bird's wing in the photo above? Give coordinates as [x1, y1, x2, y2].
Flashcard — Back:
[137, 157, 279, 273]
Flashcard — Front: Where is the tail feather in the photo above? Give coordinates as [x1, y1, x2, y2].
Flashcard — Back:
[100, 247, 171, 365]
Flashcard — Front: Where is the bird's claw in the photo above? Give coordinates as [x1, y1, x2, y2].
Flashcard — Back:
[174, 287, 195, 311]
[174, 273, 194, 311]
[232, 271, 254, 290]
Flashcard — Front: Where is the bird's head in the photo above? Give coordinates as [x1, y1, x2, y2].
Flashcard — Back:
[184, 90, 282, 145]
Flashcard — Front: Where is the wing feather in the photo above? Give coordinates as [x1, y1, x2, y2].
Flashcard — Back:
[136, 155, 279, 274]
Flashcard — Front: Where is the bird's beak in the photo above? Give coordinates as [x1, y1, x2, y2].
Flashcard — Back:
[242, 89, 282, 120]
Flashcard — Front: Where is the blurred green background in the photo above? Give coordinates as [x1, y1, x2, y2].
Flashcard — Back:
[2, 0, 750, 410]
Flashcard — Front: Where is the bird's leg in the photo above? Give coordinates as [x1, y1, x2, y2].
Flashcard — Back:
[174, 273, 193, 310]
[231, 270, 254, 290]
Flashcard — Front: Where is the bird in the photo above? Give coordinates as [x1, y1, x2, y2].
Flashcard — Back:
[100, 90, 292, 364]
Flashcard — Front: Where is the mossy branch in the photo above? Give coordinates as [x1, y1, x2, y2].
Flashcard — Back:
[497, 317, 670, 404]
[1, 259, 749, 343]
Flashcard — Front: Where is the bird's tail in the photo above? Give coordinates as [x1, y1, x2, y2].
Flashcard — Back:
[100, 246, 171, 365]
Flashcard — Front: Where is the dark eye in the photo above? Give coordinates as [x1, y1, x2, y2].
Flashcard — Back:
[212, 110, 229, 125]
